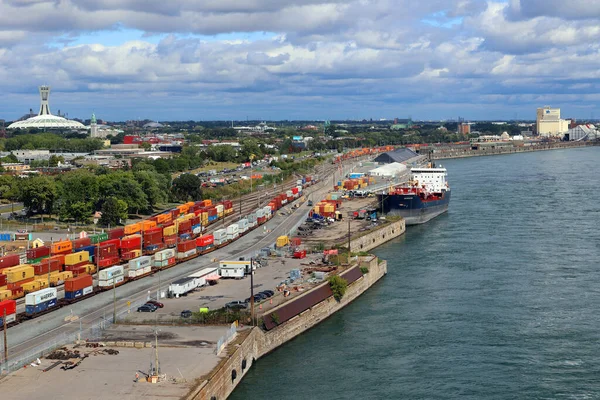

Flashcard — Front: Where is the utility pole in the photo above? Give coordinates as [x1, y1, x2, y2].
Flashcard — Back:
[347, 213, 351, 254]
[3, 309, 7, 365]
[113, 277, 117, 323]
[250, 257, 255, 326]
[154, 323, 160, 376]
[156, 270, 161, 300]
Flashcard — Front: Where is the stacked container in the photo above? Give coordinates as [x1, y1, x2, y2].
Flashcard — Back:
[0, 254, 21, 273]
[214, 229, 228, 246]
[237, 219, 249, 234]
[25, 287, 58, 315]
[64, 251, 89, 269]
[286, 190, 294, 202]
[124, 223, 141, 235]
[98, 265, 125, 288]
[178, 220, 192, 236]
[256, 208, 266, 225]
[223, 200, 233, 215]
[215, 204, 224, 218]
[226, 224, 239, 241]
[263, 206, 272, 220]
[72, 237, 91, 250]
[207, 207, 218, 223]
[247, 213, 258, 228]
[27, 246, 50, 263]
[128, 256, 152, 278]
[153, 249, 176, 269]
[196, 234, 215, 253]
[177, 239, 197, 260]
[0, 299, 17, 325]
[33, 258, 62, 276]
[96, 239, 120, 268]
[108, 227, 125, 240]
[64, 274, 94, 300]
[51, 240, 73, 256]
[90, 233, 109, 244]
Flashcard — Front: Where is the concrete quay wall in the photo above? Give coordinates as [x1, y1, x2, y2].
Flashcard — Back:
[432, 141, 598, 160]
[189, 258, 388, 400]
[349, 219, 405, 254]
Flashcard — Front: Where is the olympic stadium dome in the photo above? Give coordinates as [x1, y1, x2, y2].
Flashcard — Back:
[7, 86, 86, 130]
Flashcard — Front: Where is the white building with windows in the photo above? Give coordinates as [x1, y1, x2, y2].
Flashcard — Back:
[536, 106, 570, 137]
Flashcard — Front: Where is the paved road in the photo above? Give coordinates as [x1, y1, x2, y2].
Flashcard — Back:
[1, 167, 341, 367]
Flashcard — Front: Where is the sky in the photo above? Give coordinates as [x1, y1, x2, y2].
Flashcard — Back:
[1, 0, 600, 121]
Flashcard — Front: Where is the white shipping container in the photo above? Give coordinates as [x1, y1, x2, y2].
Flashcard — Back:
[128, 266, 152, 278]
[98, 275, 125, 288]
[192, 226, 202, 235]
[3, 314, 16, 324]
[25, 287, 57, 306]
[256, 208, 265, 218]
[238, 219, 248, 233]
[155, 248, 176, 261]
[82, 286, 94, 296]
[286, 190, 293, 198]
[214, 229, 227, 241]
[227, 232, 239, 241]
[215, 204, 224, 214]
[263, 206, 272, 218]
[226, 224, 239, 235]
[128, 256, 152, 271]
[247, 213, 257, 223]
[297, 185, 303, 193]
[98, 265, 124, 280]
[177, 249, 197, 259]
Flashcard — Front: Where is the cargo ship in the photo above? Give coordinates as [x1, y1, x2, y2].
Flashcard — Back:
[377, 166, 450, 225]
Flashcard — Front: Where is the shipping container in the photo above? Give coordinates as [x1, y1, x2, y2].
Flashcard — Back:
[0, 290, 12, 301]
[64, 285, 94, 300]
[121, 249, 142, 261]
[98, 275, 125, 288]
[163, 225, 176, 237]
[155, 248, 176, 261]
[0, 254, 21, 271]
[177, 248, 197, 260]
[33, 259, 61, 276]
[178, 220, 192, 234]
[4, 265, 35, 283]
[65, 251, 90, 266]
[128, 256, 152, 271]
[213, 229, 228, 245]
[25, 287, 58, 314]
[26, 246, 50, 261]
[120, 234, 142, 250]
[215, 204, 224, 217]
[142, 220, 157, 232]
[0, 274, 6, 287]
[124, 223, 141, 235]
[89, 232, 109, 244]
[108, 227, 125, 240]
[153, 257, 177, 269]
[143, 230, 163, 245]
[128, 266, 152, 279]
[65, 274, 93, 292]
[238, 219, 249, 233]
[51, 240, 72, 255]
[96, 257, 120, 269]
[98, 265, 124, 281]
[196, 234, 214, 248]
[72, 237, 91, 250]
[21, 280, 41, 293]
[177, 239, 196, 253]
[164, 235, 177, 247]
[0, 299, 17, 325]
[226, 224, 239, 241]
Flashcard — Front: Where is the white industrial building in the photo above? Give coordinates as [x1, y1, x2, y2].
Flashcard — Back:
[369, 162, 407, 178]
[536, 106, 570, 137]
[565, 124, 600, 141]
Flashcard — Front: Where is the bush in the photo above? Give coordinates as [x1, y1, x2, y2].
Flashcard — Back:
[328, 275, 348, 301]
[360, 266, 369, 274]
[270, 312, 280, 325]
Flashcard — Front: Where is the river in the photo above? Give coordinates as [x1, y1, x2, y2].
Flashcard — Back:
[231, 147, 600, 399]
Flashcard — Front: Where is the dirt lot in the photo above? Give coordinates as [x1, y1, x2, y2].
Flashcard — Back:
[0, 325, 228, 400]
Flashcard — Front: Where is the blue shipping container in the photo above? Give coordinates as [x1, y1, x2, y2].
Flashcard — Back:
[145, 244, 159, 251]
[25, 298, 57, 315]
[180, 233, 191, 240]
[65, 289, 83, 300]
[0, 233, 11, 241]
[77, 245, 96, 256]
[208, 215, 218, 222]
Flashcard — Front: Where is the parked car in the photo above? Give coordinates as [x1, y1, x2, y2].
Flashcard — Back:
[244, 294, 264, 303]
[137, 305, 155, 312]
[143, 303, 158, 311]
[146, 300, 164, 308]
[259, 290, 274, 298]
[225, 301, 248, 310]
[180, 310, 192, 318]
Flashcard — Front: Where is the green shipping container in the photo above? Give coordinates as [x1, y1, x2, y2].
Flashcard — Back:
[90, 233, 109, 244]
[27, 256, 50, 264]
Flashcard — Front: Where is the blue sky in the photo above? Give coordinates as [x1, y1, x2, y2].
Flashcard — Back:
[1, 0, 599, 121]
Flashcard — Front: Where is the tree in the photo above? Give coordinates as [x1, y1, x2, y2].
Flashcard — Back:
[98, 172, 148, 214]
[140, 142, 152, 151]
[172, 173, 202, 201]
[48, 155, 65, 167]
[18, 176, 57, 215]
[99, 197, 128, 226]
[55, 170, 99, 222]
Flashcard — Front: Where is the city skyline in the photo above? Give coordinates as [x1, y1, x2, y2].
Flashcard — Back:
[1, 0, 599, 121]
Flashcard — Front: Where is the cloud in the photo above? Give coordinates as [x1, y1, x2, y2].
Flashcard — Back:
[0, 0, 599, 120]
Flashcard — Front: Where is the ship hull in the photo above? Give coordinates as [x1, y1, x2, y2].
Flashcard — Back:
[378, 190, 451, 225]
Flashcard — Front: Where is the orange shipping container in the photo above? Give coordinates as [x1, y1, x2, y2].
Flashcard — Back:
[125, 223, 141, 235]
[51, 240, 73, 255]
[142, 220, 157, 232]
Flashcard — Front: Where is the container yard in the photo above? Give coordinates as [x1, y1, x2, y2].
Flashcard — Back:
[0, 175, 318, 329]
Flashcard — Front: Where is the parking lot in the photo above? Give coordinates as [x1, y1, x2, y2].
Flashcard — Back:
[120, 251, 325, 324]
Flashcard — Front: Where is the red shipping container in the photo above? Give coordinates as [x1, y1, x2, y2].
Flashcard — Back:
[291, 187, 299, 195]
[70, 266, 87, 276]
[143, 231, 163, 245]
[258, 216, 266, 224]
[207, 207, 217, 217]
[121, 251, 138, 261]
[167, 257, 176, 265]
[0, 299, 16, 317]
[27, 246, 50, 260]
[293, 250, 307, 259]
[65, 274, 93, 292]
[196, 235, 214, 247]
[120, 235, 142, 250]
[305, 176, 312, 183]
[99, 239, 121, 249]
[96, 244, 118, 258]
[0, 254, 20, 271]
[33, 260, 61, 275]
[177, 239, 196, 252]
[97, 257, 119, 269]
[191, 216, 201, 226]
[49, 254, 66, 268]
[72, 237, 91, 249]
[7, 277, 34, 290]
[178, 220, 192, 232]
[146, 227, 162, 235]
[108, 227, 125, 240]
[164, 235, 177, 247]
[223, 200, 233, 209]
[170, 209, 179, 219]
[0, 274, 7, 287]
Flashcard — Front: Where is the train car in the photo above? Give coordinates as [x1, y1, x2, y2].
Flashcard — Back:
[0, 299, 17, 327]
[64, 274, 94, 300]
[213, 229, 228, 248]
[128, 256, 153, 280]
[153, 249, 176, 270]
[25, 288, 58, 316]
[177, 240, 198, 261]
[226, 224, 239, 241]
[98, 265, 125, 290]
[237, 219, 249, 235]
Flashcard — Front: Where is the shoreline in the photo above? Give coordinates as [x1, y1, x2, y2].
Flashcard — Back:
[431, 141, 598, 160]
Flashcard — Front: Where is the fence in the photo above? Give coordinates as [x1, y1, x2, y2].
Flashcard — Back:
[215, 321, 238, 355]
[0, 298, 147, 375]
